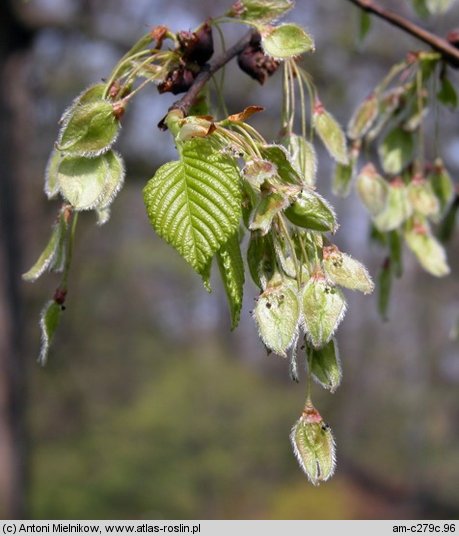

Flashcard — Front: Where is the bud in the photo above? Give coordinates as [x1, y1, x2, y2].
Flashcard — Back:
[237, 33, 280, 85]
[57, 100, 120, 157]
[323, 245, 374, 294]
[261, 23, 315, 59]
[250, 192, 290, 235]
[158, 66, 196, 95]
[243, 159, 277, 189]
[404, 218, 450, 277]
[373, 178, 412, 232]
[284, 189, 337, 233]
[356, 163, 389, 216]
[302, 272, 347, 348]
[347, 93, 379, 140]
[407, 174, 440, 217]
[309, 338, 342, 393]
[176, 116, 214, 143]
[227, 105, 264, 122]
[313, 100, 349, 165]
[254, 276, 300, 356]
[290, 403, 336, 485]
[178, 21, 214, 66]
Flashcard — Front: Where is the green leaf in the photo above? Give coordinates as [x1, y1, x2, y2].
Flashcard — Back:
[39, 300, 62, 365]
[429, 159, 455, 218]
[309, 339, 341, 393]
[57, 151, 124, 211]
[404, 218, 450, 277]
[285, 189, 337, 233]
[259, 144, 303, 185]
[348, 94, 379, 140]
[254, 277, 300, 356]
[379, 128, 414, 175]
[22, 214, 67, 282]
[143, 138, 242, 275]
[290, 404, 336, 485]
[412, 0, 430, 17]
[44, 149, 63, 199]
[302, 275, 347, 349]
[437, 77, 458, 108]
[438, 198, 458, 243]
[74, 83, 107, 106]
[282, 133, 317, 186]
[323, 246, 374, 294]
[217, 233, 245, 330]
[229, 0, 294, 23]
[57, 100, 120, 157]
[388, 230, 403, 278]
[261, 23, 315, 59]
[247, 234, 275, 289]
[313, 103, 348, 165]
[378, 259, 392, 321]
[358, 11, 372, 43]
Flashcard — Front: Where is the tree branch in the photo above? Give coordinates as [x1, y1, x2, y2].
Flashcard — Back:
[164, 29, 256, 122]
[346, 0, 459, 67]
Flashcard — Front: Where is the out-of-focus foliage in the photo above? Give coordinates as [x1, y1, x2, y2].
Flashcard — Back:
[7, 0, 458, 520]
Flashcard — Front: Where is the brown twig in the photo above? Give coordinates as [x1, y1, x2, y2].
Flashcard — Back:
[346, 0, 459, 67]
[161, 29, 256, 125]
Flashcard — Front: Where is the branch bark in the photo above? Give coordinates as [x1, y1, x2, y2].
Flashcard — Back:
[167, 29, 256, 119]
[346, 0, 459, 67]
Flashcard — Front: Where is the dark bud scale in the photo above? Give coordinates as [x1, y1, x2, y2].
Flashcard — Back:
[237, 33, 280, 85]
[178, 21, 214, 66]
[158, 66, 196, 95]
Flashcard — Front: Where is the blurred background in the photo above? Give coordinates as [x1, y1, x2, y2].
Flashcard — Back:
[0, 0, 458, 520]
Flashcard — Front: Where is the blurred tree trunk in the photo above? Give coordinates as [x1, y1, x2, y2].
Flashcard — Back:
[0, 1, 33, 519]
